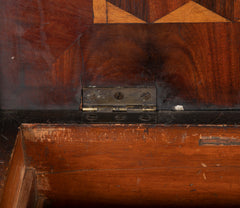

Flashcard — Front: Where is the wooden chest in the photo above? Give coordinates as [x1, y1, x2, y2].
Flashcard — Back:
[0, 0, 240, 207]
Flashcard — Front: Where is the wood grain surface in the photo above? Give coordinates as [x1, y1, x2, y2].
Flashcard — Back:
[37, 167, 240, 207]
[0, 134, 25, 208]
[22, 124, 240, 172]
[81, 24, 240, 108]
[93, 0, 107, 23]
[235, 0, 240, 21]
[16, 169, 35, 208]
[0, 0, 92, 109]
[18, 124, 240, 207]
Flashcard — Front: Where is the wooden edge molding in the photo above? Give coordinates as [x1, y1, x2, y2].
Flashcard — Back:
[0, 132, 26, 208]
[17, 169, 36, 208]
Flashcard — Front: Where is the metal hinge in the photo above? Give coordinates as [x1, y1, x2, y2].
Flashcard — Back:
[81, 87, 156, 112]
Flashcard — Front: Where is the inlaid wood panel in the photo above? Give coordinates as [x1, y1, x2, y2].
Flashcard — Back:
[154, 1, 230, 23]
[95, 0, 238, 23]
[1, 0, 240, 110]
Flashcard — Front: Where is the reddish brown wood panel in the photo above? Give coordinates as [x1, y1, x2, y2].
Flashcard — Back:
[235, 0, 240, 20]
[19, 124, 240, 207]
[0, 0, 92, 109]
[81, 24, 240, 108]
[37, 167, 240, 207]
[22, 124, 240, 172]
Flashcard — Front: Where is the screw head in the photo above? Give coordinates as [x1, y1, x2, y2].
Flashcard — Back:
[114, 92, 124, 100]
[140, 92, 151, 101]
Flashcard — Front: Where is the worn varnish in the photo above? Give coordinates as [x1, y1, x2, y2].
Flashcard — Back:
[2, 124, 240, 207]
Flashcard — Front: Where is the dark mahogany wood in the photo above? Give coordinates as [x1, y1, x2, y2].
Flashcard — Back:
[0, 0, 92, 110]
[0, 0, 240, 110]
[81, 23, 240, 109]
[235, 1, 240, 21]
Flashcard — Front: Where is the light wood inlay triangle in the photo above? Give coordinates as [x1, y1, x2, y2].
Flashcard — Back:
[107, 2, 146, 23]
[154, 1, 230, 23]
